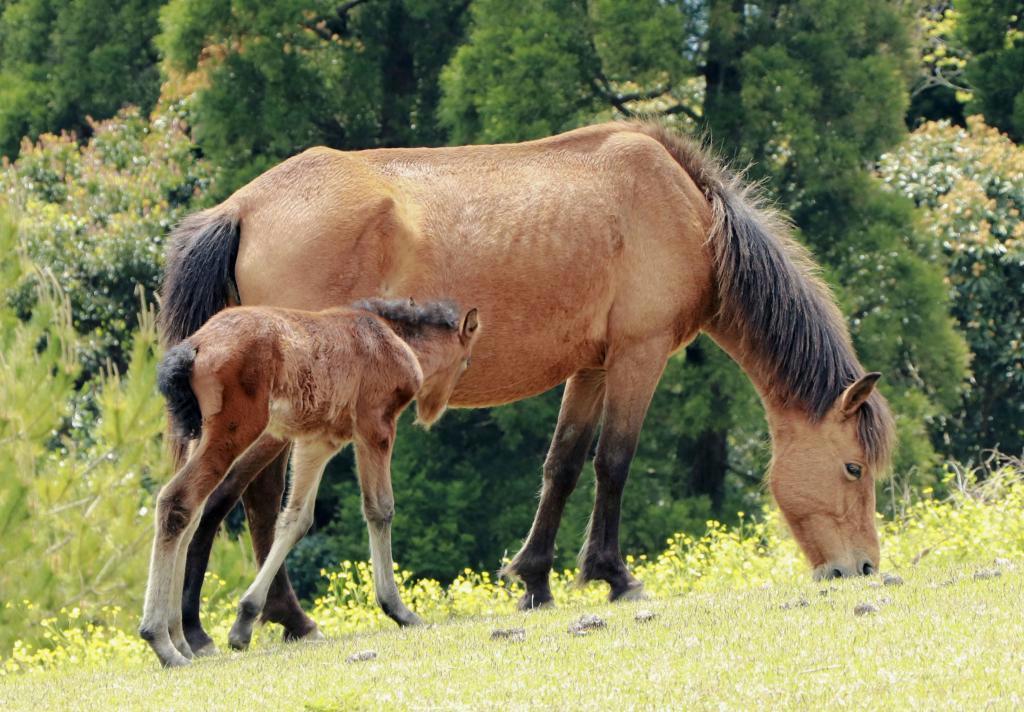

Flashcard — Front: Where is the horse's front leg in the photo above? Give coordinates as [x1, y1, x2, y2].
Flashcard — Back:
[355, 419, 422, 627]
[577, 337, 671, 601]
[502, 369, 605, 610]
[180, 436, 291, 655]
[228, 440, 335, 651]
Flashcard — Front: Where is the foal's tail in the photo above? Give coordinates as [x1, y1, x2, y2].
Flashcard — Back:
[157, 341, 203, 441]
[159, 207, 240, 463]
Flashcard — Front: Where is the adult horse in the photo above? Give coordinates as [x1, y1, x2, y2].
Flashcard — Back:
[160, 121, 895, 653]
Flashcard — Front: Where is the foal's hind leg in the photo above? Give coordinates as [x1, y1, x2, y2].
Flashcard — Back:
[180, 436, 290, 655]
[140, 431, 260, 667]
[578, 338, 670, 601]
[503, 369, 605, 610]
[229, 439, 336, 651]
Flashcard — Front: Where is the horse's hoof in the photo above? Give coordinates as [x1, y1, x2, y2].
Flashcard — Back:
[517, 592, 554, 612]
[609, 581, 646, 603]
[184, 627, 216, 655]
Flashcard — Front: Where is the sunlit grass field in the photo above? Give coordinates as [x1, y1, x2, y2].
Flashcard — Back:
[3, 464, 1024, 709]
[2, 562, 1022, 710]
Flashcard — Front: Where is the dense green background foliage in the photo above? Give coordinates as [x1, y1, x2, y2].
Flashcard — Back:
[1, 0, 1022, 654]
[0, 0, 165, 157]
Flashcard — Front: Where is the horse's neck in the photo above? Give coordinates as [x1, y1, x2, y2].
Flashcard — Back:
[702, 322, 791, 434]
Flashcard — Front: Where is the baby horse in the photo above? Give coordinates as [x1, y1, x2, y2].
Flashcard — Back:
[140, 298, 480, 667]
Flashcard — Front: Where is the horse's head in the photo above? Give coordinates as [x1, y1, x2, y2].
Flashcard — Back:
[768, 372, 893, 580]
[415, 307, 480, 427]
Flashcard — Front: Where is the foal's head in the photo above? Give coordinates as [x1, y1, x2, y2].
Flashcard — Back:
[412, 307, 479, 426]
[768, 373, 894, 580]
[354, 298, 481, 426]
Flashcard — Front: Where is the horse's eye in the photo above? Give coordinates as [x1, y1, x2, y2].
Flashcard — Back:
[844, 463, 863, 481]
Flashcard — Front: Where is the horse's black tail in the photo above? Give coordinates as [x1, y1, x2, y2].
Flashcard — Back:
[159, 207, 239, 463]
[158, 207, 241, 349]
[157, 341, 202, 440]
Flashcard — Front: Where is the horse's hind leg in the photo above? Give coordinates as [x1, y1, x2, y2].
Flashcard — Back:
[241, 444, 322, 643]
[354, 420, 421, 627]
[577, 338, 670, 601]
[503, 369, 605, 610]
[180, 435, 290, 655]
[229, 440, 335, 651]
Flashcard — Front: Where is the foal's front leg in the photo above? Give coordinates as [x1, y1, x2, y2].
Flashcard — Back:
[228, 440, 336, 651]
[355, 421, 422, 627]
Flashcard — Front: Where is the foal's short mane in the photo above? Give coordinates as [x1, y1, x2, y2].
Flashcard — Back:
[353, 298, 460, 338]
[635, 121, 895, 471]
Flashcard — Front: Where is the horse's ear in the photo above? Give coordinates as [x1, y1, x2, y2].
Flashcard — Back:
[460, 308, 479, 340]
[840, 372, 881, 416]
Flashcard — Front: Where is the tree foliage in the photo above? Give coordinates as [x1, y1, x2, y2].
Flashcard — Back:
[959, 0, 1024, 141]
[0, 206, 166, 653]
[158, 0, 471, 191]
[0, 103, 214, 377]
[0, 0, 164, 158]
[878, 117, 1024, 460]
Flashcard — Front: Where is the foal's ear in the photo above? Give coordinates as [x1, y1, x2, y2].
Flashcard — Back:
[839, 372, 881, 417]
[460, 308, 479, 340]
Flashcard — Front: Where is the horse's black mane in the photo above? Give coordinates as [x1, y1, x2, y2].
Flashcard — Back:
[636, 121, 896, 471]
[353, 298, 460, 337]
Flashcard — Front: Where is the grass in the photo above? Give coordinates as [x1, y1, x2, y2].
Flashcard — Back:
[5, 461, 1024, 709]
[2, 560, 1023, 710]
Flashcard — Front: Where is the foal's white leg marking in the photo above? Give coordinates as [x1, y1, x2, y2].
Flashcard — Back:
[367, 517, 421, 626]
[228, 440, 335, 650]
[168, 514, 203, 659]
[354, 438, 422, 627]
[140, 496, 194, 668]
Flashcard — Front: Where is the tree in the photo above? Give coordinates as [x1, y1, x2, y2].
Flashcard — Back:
[0, 206, 170, 655]
[959, 0, 1024, 141]
[440, 0, 703, 144]
[158, 0, 472, 192]
[0, 102, 215, 378]
[701, 0, 970, 479]
[0, 0, 164, 158]
[878, 116, 1024, 461]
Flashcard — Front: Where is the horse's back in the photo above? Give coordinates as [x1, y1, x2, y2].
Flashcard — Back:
[228, 123, 717, 404]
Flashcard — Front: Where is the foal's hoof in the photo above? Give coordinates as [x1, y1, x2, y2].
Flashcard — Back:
[228, 619, 254, 651]
[398, 611, 424, 627]
[162, 651, 192, 669]
[517, 591, 555, 612]
[192, 640, 219, 657]
[609, 580, 646, 603]
[295, 626, 326, 643]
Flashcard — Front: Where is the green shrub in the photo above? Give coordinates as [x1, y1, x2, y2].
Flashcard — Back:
[0, 103, 214, 377]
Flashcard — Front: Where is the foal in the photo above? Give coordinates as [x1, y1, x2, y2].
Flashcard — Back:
[140, 298, 480, 667]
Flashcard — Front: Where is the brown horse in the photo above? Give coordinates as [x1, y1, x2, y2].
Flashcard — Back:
[160, 120, 895, 651]
[141, 298, 479, 667]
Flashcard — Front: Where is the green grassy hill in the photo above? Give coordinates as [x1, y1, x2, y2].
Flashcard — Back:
[2, 561, 1022, 710]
